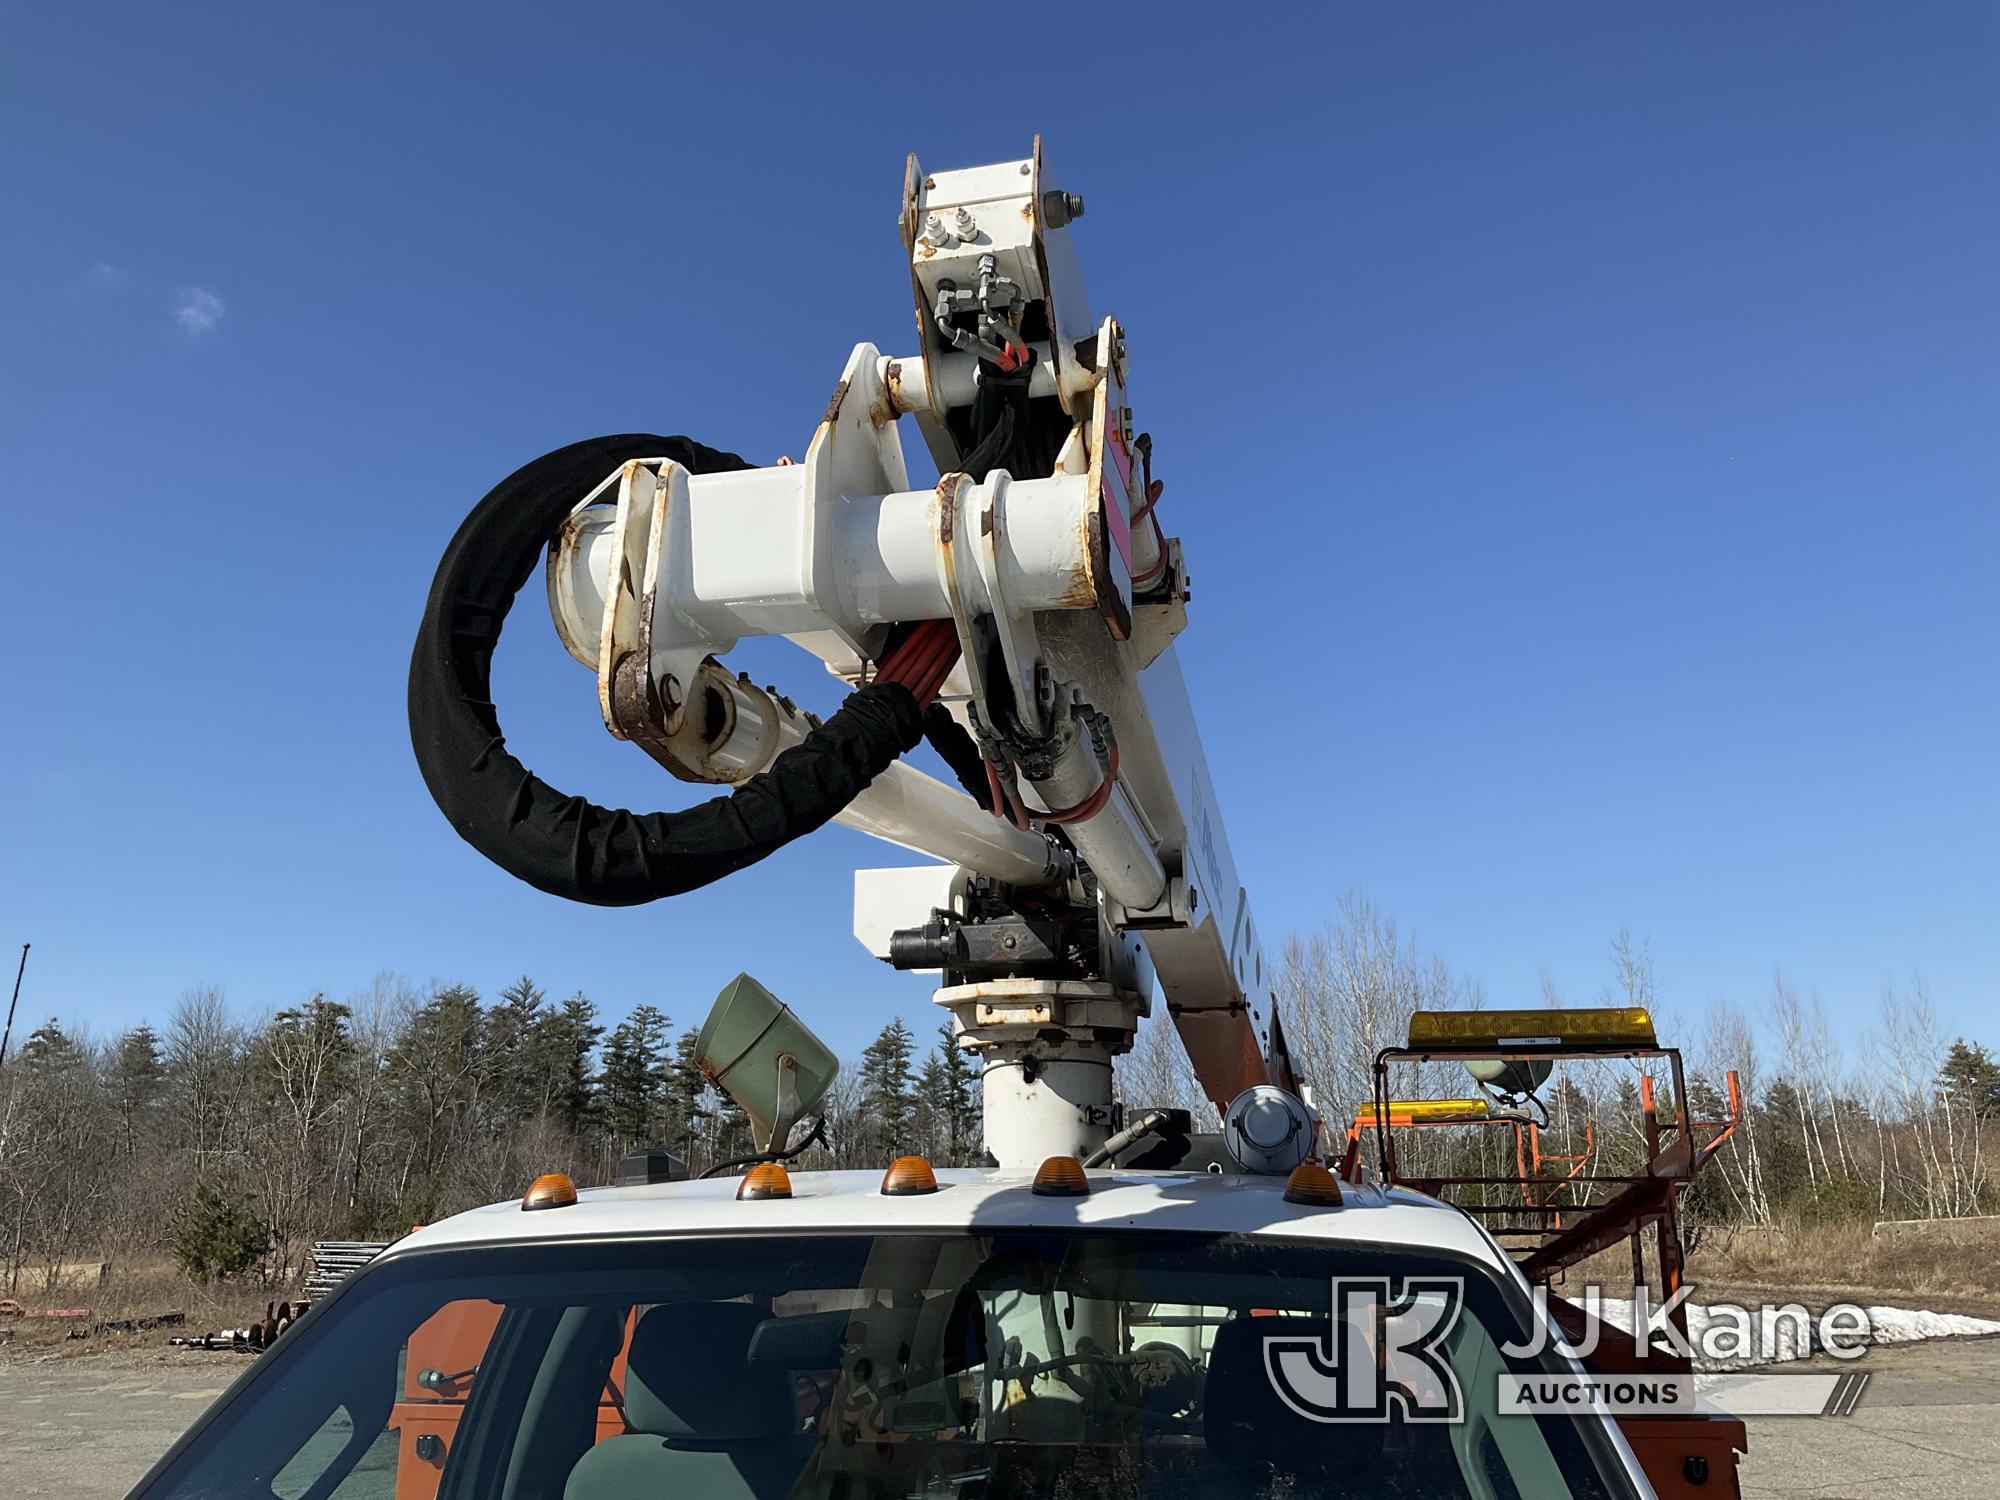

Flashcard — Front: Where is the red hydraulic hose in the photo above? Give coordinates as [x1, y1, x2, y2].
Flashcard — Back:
[875, 619, 961, 706]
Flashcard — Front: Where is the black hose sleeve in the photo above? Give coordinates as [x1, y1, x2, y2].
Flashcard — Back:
[922, 703, 993, 811]
[408, 433, 926, 907]
[962, 351, 1034, 481]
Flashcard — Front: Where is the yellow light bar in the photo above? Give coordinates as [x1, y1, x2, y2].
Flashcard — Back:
[1354, 1098, 1494, 1126]
[1406, 1007, 1656, 1048]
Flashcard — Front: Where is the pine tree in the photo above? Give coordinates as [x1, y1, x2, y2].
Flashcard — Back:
[1681, 1075, 1736, 1242]
[1939, 1039, 2000, 1121]
[713, 1092, 754, 1161]
[916, 1025, 979, 1165]
[663, 1027, 711, 1163]
[385, 984, 489, 1209]
[172, 1183, 268, 1281]
[109, 1025, 166, 1160]
[600, 1005, 669, 1149]
[21, 1019, 83, 1071]
[1759, 1078, 1812, 1206]
[916, 1051, 948, 1160]
[859, 1018, 917, 1154]
[1600, 1074, 1645, 1175]
[487, 976, 548, 1117]
[538, 993, 604, 1135]
[942, 1027, 979, 1164]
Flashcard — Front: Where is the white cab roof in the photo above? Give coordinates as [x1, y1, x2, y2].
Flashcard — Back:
[386, 1168, 1509, 1267]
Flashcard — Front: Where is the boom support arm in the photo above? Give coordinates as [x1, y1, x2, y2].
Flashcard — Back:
[417, 141, 1292, 1160]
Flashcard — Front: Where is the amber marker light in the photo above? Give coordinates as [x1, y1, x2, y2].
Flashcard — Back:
[1282, 1161, 1344, 1207]
[1031, 1156, 1090, 1197]
[737, 1162, 794, 1200]
[881, 1156, 940, 1196]
[521, 1172, 578, 1211]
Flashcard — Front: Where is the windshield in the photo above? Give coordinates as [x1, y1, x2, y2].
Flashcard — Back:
[133, 1230, 1626, 1500]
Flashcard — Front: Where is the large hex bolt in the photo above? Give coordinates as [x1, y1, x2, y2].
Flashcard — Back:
[1040, 190, 1086, 229]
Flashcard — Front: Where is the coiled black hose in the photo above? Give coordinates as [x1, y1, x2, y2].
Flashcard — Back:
[407, 434, 924, 907]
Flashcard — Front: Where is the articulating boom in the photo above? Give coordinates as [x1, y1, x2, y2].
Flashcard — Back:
[410, 140, 1297, 1166]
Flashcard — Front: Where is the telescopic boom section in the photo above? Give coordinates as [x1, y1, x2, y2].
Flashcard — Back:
[415, 141, 1291, 1164]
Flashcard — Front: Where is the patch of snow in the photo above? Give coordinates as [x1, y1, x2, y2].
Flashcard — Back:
[1583, 1296, 2000, 1368]
[1860, 1305, 2000, 1345]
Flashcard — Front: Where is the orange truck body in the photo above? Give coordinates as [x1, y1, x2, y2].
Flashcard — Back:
[391, 1301, 632, 1500]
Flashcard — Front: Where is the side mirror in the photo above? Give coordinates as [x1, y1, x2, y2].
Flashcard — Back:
[695, 974, 838, 1152]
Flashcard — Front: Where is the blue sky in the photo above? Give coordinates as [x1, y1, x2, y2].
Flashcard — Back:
[2, 5, 1994, 1059]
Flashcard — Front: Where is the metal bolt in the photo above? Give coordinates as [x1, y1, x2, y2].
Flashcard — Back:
[918, 212, 956, 250]
[1040, 190, 1085, 229]
[1033, 663, 1058, 718]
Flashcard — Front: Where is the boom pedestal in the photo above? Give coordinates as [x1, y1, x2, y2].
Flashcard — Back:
[934, 979, 1144, 1167]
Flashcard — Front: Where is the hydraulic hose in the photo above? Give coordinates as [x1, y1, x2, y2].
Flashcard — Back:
[408, 434, 925, 907]
[1082, 1109, 1176, 1168]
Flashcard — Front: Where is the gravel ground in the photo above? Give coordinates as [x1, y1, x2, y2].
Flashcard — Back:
[1735, 1336, 2000, 1500]
[5, 1333, 1998, 1499]
[0, 1348, 238, 1499]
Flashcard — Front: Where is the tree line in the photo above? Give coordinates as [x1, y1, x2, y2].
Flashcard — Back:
[1211, 894, 1998, 1237]
[2, 894, 1991, 1293]
[0, 976, 977, 1292]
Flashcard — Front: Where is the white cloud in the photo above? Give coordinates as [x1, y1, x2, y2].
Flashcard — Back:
[86, 261, 132, 288]
[172, 286, 226, 337]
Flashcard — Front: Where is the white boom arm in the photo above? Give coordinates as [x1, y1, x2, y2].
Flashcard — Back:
[541, 142, 1290, 1162]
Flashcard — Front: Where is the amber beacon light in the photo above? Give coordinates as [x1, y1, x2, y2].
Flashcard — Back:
[1032, 1156, 1091, 1197]
[881, 1156, 940, 1195]
[1282, 1161, 1344, 1207]
[521, 1172, 579, 1211]
[737, 1162, 795, 1200]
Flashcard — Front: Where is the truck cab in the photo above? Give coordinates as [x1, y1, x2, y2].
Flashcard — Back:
[129, 1166, 1652, 1500]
